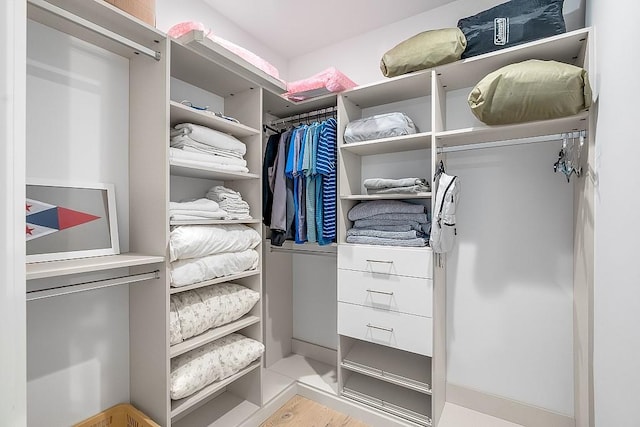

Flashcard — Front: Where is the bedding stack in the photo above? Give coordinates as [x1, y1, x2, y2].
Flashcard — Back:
[206, 185, 252, 220]
[169, 198, 227, 222]
[170, 123, 249, 173]
[169, 224, 260, 287]
[364, 177, 430, 195]
[346, 200, 430, 247]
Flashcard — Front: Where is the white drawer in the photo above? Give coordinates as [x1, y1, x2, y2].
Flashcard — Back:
[338, 302, 432, 356]
[338, 269, 432, 317]
[338, 244, 432, 279]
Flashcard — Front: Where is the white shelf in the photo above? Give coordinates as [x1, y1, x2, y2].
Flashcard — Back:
[169, 101, 259, 137]
[171, 361, 261, 419]
[268, 354, 339, 395]
[437, 28, 590, 91]
[169, 159, 259, 181]
[170, 218, 260, 226]
[26, 253, 164, 280]
[436, 112, 588, 148]
[341, 71, 432, 107]
[340, 132, 432, 156]
[170, 315, 260, 358]
[263, 91, 338, 117]
[172, 391, 260, 427]
[342, 340, 432, 394]
[170, 270, 261, 295]
[27, 0, 163, 60]
[170, 31, 286, 97]
[343, 373, 432, 426]
[341, 193, 431, 201]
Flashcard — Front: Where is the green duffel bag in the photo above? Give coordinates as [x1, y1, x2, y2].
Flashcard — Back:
[468, 59, 592, 125]
[380, 28, 467, 78]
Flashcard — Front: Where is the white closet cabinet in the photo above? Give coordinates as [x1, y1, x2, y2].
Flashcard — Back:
[336, 28, 592, 427]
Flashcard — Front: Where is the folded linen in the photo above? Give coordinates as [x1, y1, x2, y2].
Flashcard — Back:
[347, 228, 424, 239]
[206, 185, 244, 201]
[169, 224, 261, 262]
[347, 200, 425, 221]
[353, 219, 422, 230]
[173, 123, 247, 155]
[346, 235, 428, 247]
[354, 224, 414, 232]
[170, 249, 259, 287]
[365, 213, 429, 223]
[169, 198, 221, 212]
[169, 149, 249, 173]
[363, 177, 428, 189]
[169, 212, 228, 221]
[367, 184, 431, 195]
[177, 146, 247, 167]
[171, 134, 245, 160]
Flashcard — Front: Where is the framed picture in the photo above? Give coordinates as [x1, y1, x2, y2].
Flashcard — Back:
[26, 180, 120, 263]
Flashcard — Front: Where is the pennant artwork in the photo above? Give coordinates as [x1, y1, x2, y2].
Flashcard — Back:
[26, 198, 101, 241]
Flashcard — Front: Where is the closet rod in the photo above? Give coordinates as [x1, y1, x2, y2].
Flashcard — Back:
[269, 106, 338, 126]
[28, 0, 161, 61]
[269, 246, 337, 257]
[437, 133, 582, 153]
[26, 270, 160, 301]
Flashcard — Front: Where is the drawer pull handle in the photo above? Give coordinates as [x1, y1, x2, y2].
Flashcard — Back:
[366, 323, 394, 333]
[366, 289, 394, 296]
[366, 259, 394, 264]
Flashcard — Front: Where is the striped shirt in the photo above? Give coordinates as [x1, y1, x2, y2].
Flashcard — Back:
[317, 118, 337, 242]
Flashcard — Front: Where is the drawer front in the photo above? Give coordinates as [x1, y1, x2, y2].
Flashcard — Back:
[338, 245, 432, 279]
[338, 302, 432, 356]
[338, 269, 432, 317]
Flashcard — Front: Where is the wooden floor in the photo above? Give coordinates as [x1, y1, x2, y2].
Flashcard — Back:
[260, 395, 369, 427]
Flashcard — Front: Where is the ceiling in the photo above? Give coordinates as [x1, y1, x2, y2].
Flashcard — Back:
[203, 0, 458, 58]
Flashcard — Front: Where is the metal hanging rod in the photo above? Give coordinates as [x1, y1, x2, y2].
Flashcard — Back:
[28, 0, 161, 61]
[26, 270, 160, 301]
[269, 106, 338, 127]
[269, 244, 337, 257]
[437, 131, 587, 154]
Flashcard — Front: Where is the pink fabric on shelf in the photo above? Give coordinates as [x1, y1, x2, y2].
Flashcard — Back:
[285, 67, 357, 101]
[168, 21, 281, 81]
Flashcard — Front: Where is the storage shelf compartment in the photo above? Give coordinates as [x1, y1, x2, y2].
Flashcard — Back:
[340, 132, 432, 156]
[170, 31, 286, 97]
[172, 390, 259, 427]
[170, 270, 261, 294]
[436, 112, 588, 148]
[169, 160, 259, 181]
[170, 315, 261, 358]
[169, 101, 259, 137]
[343, 373, 432, 426]
[340, 193, 431, 201]
[341, 71, 431, 108]
[170, 218, 260, 226]
[27, 0, 164, 60]
[171, 361, 261, 420]
[436, 27, 590, 91]
[26, 253, 164, 280]
[342, 339, 432, 394]
[264, 90, 337, 118]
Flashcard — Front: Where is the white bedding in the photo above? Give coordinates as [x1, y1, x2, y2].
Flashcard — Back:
[170, 333, 264, 400]
[172, 123, 247, 155]
[170, 134, 245, 160]
[170, 282, 260, 345]
[170, 145, 248, 167]
[170, 249, 259, 287]
[169, 148, 249, 174]
[169, 224, 261, 262]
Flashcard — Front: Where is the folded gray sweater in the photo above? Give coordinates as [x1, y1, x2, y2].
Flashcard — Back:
[346, 235, 428, 247]
[347, 228, 424, 239]
[366, 184, 430, 195]
[363, 177, 428, 189]
[347, 200, 426, 221]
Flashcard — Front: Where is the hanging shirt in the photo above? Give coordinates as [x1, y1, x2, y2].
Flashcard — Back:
[303, 123, 320, 243]
[317, 118, 337, 243]
[270, 129, 292, 246]
[262, 133, 280, 227]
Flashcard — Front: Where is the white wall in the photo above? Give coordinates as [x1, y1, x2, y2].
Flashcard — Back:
[25, 21, 131, 425]
[0, 1, 26, 425]
[155, 0, 288, 80]
[287, 0, 584, 84]
[586, 1, 640, 426]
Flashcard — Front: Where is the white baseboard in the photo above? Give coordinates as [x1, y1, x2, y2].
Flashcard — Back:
[291, 338, 337, 367]
[446, 383, 575, 427]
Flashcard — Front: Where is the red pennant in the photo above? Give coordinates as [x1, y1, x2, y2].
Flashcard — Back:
[57, 207, 100, 230]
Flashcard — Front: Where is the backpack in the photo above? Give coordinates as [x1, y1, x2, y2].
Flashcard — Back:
[430, 173, 460, 253]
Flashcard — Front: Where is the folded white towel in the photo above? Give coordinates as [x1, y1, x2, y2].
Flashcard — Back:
[363, 177, 428, 189]
[169, 149, 249, 173]
[171, 135, 245, 160]
[207, 185, 243, 201]
[173, 123, 246, 155]
[169, 198, 221, 212]
[170, 212, 228, 221]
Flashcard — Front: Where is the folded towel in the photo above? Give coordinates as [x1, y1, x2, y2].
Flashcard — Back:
[173, 123, 247, 155]
[353, 219, 422, 230]
[354, 224, 413, 232]
[346, 235, 428, 247]
[347, 228, 424, 239]
[169, 153, 250, 174]
[181, 147, 247, 167]
[207, 185, 244, 201]
[363, 177, 428, 189]
[366, 184, 430, 195]
[365, 213, 429, 223]
[347, 200, 425, 221]
[171, 134, 245, 160]
[170, 212, 228, 221]
[169, 198, 220, 212]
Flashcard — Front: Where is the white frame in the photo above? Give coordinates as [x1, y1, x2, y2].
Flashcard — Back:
[25, 179, 120, 263]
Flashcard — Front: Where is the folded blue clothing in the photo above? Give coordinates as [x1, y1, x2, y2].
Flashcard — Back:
[347, 200, 426, 221]
[354, 224, 413, 232]
[347, 228, 424, 239]
[346, 235, 428, 247]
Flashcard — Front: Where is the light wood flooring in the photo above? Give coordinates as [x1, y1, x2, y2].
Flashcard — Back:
[260, 395, 368, 427]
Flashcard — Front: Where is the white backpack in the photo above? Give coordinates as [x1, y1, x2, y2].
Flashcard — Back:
[430, 172, 460, 253]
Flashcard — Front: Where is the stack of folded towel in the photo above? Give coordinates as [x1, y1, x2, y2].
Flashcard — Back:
[206, 186, 252, 220]
[169, 198, 227, 222]
[364, 177, 430, 195]
[170, 123, 249, 173]
[346, 200, 430, 247]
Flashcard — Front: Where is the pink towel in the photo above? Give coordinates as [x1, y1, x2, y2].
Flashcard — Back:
[168, 21, 281, 81]
[285, 67, 357, 101]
